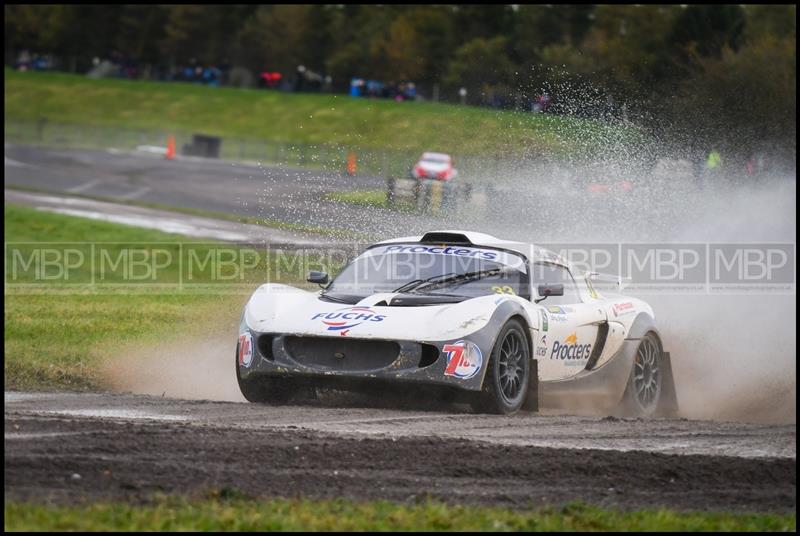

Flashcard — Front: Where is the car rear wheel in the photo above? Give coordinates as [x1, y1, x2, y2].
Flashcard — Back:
[471, 319, 530, 415]
[619, 332, 665, 417]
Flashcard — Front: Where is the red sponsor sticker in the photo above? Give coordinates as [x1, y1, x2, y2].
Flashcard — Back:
[443, 340, 483, 379]
[238, 333, 253, 368]
[612, 302, 635, 317]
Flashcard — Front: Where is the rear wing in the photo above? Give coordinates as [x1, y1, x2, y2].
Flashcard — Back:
[584, 271, 632, 291]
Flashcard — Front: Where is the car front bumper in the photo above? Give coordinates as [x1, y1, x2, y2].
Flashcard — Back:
[238, 329, 493, 392]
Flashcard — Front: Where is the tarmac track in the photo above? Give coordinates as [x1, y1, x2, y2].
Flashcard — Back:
[4, 392, 796, 512]
[3, 144, 444, 238]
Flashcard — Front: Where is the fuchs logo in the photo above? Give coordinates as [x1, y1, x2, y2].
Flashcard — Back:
[238, 332, 253, 368]
[550, 332, 592, 361]
[443, 340, 483, 379]
[311, 306, 386, 335]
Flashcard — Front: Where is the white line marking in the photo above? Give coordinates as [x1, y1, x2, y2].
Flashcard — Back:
[66, 179, 103, 194]
[36, 207, 252, 241]
[118, 186, 151, 200]
[271, 413, 470, 428]
[5, 431, 96, 440]
[40, 409, 188, 422]
[4, 157, 30, 168]
[135, 145, 168, 155]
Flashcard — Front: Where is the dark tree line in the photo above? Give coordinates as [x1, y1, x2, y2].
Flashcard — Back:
[4, 4, 796, 161]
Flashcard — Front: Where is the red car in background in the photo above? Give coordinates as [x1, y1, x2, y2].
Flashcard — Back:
[587, 180, 634, 194]
[411, 152, 458, 181]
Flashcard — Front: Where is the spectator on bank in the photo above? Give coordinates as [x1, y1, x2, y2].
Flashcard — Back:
[202, 66, 220, 86]
[706, 149, 722, 171]
[404, 82, 417, 100]
[259, 71, 282, 89]
[350, 78, 365, 97]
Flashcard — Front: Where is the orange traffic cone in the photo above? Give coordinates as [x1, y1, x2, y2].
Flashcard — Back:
[346, 151, 357, 176]
[165, 135, 176, 160]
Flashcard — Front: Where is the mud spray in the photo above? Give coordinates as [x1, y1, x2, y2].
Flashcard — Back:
[103, 104, 795, 425]
[475, 142, 796, 424]
[638, 179, 796, 425]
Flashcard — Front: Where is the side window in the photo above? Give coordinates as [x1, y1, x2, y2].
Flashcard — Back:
[532, 263, 582, 304]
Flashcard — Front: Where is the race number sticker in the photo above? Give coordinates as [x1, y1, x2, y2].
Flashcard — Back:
[443, 340, 483, 380]
[238, 332, 254, 368]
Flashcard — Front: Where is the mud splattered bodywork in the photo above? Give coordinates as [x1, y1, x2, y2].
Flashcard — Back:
[240, 297, 533, 393]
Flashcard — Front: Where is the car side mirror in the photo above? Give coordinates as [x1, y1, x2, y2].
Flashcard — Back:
[535, 283, 564, 303]
[307, 271, 329, 286]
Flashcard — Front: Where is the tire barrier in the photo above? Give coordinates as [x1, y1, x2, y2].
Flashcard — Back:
[387, 177, 482, 215]
[182, 134, 222, 158]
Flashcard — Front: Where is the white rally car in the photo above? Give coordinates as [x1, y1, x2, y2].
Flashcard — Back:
[237, 231, 678, 415]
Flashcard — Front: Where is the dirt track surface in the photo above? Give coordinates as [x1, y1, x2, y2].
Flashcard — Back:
[5, 392, 796, 512]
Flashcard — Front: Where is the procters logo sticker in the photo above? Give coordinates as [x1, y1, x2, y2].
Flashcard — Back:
[358, 244, 527, 272]
[550, 332, 592, 361]
[383, 244, 498, 260]
[311, 306, 386, 334]
[238, 332, 253, 368]
[443, 340, 483, 379]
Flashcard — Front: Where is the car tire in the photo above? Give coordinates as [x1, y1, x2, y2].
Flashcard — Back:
[618, 331, 668, 417]
[235, 343, 293, 404]
[471, 319, 530, 415]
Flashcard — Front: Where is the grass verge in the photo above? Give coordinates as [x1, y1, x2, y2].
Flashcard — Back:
[324, 188, 417, 213]
[324, 188, 389, 209]
[5, 69, 638, 158]
[4, 496, 794, 531]
[4, 203, 334, 390]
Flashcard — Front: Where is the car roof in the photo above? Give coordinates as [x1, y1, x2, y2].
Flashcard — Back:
[420, 152, 451, 160]
[372, 230, 572, 268]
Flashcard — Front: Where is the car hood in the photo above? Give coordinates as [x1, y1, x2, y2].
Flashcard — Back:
[243, 283, 513, 340]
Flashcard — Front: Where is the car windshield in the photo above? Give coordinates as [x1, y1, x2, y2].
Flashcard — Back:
[420, 154, 450, 164]
[324, 244, 528, 300]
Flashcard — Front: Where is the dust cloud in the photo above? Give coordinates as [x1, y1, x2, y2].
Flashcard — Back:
[638, 178, 796, 425]
[515, 163, 796, 425]
[101, 335, 245, 403]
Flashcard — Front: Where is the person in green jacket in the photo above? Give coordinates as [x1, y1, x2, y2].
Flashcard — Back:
[706, 149, 722, 170]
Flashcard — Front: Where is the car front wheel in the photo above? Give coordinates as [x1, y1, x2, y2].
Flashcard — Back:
[471, 319, 531, 415]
